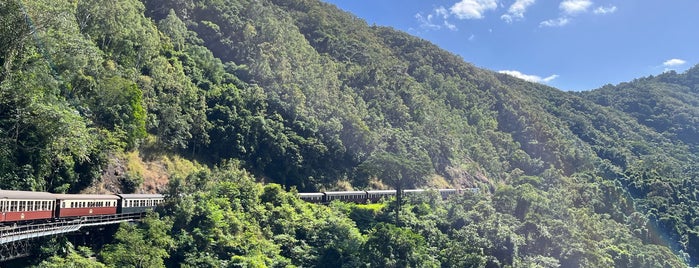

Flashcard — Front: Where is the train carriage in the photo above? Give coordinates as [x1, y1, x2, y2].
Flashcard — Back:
[116, 194, 164, 214]
[324, 191, 367, 203]
[298, 193, 325, 203]
[366, 190, 396, 202]
[0, 190, 56, 223]
[54, 194, 119, 218]
[438, 189, 458, 199]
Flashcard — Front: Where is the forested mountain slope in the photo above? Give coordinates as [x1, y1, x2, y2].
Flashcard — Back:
[1, 0, 697, 266]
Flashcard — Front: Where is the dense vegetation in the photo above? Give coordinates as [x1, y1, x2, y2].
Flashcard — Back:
[1, 0, 697, 266]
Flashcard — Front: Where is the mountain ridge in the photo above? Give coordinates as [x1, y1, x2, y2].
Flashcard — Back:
[1, 0, 697, 265]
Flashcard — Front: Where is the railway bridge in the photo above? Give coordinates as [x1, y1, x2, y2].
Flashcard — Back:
[0, 213, 148, 261]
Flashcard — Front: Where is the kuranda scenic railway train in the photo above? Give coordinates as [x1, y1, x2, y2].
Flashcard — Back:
[0, 188, 476, 226]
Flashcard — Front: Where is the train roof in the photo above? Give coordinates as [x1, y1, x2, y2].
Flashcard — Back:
[0, 190, 56, 200]
[324, 191, 366, 196]
[116, 194, 164, 199]
[53, 194, 119, 200]
[403, 189, 426, 192]
[366, 190, 396, 194]
[298, 192, 325, 196]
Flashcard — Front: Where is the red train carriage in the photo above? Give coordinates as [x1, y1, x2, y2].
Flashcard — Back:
[54, 194, 119, 218]
[0, 190, 56, 223]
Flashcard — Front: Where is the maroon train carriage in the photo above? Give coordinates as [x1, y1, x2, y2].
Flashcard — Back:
[366, 190, 396, 203]
[0, 190, 56, 224]
[54, 194, 119, 218]
[298, 193, 325, 203]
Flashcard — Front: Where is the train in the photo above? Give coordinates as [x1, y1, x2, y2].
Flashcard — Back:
[0, 188, 477, 225]
[297, 188, 478, 204]
[0, 190, 164, 226]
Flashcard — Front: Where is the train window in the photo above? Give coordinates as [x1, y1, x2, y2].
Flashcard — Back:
[0, 201, 4, 212]
[19, 201, 25, 211]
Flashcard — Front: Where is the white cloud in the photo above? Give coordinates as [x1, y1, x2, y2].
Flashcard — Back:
[593, 5, 617, 14]
[450, 0, 499, 19]
[435, 6, 450, 19]
[501, 0, 536, 23]
[663, 58, 686, 67]
[560, 0, 593, 15]
[444, 21, 458, 31]
[539, 17, 570, 27]
[415, 7, 459, 31]
[499, 70, 559, 83]
[415, 13, 441, 30]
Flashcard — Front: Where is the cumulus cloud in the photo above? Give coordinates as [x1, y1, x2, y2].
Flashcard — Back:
[560, 0, 593, 15]
[539, 17, 570, 27]
[501, 0, 536, 23]
[593, 5, 617, 14]
[499, 70, 559, 83]
[663, 58, 686, 67]
[450, 0, 498, 19]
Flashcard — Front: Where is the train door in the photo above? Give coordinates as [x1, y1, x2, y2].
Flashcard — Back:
[0, 199, 5, 222]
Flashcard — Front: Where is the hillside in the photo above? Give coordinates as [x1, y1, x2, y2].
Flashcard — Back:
[1, 0, 697, 266]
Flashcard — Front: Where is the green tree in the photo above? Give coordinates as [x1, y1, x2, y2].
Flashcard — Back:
[363, 223, 438, 267]
[359, 150, 432, 225]
[100, 214, 173, 268]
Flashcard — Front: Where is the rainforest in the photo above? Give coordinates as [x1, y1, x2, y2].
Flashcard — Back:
[0, 0, 698, 267]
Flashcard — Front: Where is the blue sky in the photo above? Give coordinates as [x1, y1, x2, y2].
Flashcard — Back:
[321, 0, 699, 91]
